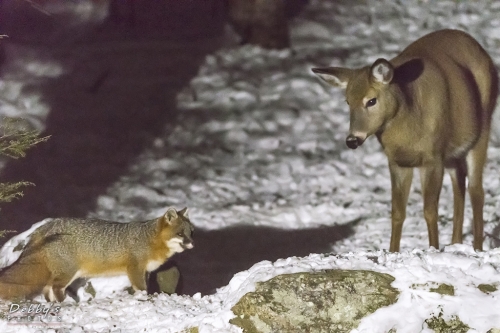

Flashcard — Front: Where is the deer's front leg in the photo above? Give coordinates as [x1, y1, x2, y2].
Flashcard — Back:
[389, 162, 413, 252]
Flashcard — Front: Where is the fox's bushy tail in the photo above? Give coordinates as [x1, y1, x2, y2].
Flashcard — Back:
[0, 231, 51, 300]
[0, 253, 50, 300]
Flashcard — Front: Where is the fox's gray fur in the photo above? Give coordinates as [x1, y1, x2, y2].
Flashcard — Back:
[0, 207, 194, 302]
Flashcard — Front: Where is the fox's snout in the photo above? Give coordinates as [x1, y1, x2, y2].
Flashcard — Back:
[182, 239, 194, 249]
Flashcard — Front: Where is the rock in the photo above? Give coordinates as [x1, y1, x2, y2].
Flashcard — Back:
[156, 266, 180, 295]
[230, 269, 399, 333]
[429, 283, 455, 296]
[181, 328, 199, 333]
[478, 284, 498, 294]
[425, 309, 469, 333]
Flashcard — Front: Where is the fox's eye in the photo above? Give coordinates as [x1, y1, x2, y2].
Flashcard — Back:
[177, 232, 183, 237]
[365, 98, 377, 108]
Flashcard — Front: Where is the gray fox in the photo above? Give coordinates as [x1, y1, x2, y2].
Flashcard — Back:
[0, 207, 194, 302]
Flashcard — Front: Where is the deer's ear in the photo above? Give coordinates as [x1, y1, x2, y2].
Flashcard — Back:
[312, 67, 353, 89]
[370, 58, 393, 84]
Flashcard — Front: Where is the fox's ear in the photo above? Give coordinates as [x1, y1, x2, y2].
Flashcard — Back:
[178, 207, 189, 218]
[164, 208, 178, 224]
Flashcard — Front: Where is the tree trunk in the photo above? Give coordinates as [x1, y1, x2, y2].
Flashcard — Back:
[227, 0, 290, 49]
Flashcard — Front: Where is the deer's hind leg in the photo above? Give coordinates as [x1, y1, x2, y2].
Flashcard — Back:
[419, 163, 445, 250]
[448, 158, 467, 245]
[466, 129, 490, 251]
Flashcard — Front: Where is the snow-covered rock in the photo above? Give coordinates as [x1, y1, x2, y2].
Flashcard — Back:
[231, 270, 398, 333]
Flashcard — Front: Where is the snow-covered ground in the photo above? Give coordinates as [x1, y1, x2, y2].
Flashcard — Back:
[3, 243, 500, 333]
[91, 0, 500, 252]
[2, 0, 500, 332]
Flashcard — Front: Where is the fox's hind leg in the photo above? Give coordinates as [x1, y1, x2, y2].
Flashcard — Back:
[42, 285, 53, 302]
[44, 273, 75, 302]
[45, 263, 80, 302]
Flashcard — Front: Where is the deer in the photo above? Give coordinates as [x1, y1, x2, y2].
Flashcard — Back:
[312, 29, 498, 252]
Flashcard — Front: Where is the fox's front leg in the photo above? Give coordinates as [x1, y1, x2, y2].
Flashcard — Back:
[127, 263, 147, 291]
[389, 162, 413, 252]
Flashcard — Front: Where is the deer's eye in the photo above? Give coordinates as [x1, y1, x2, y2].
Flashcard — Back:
[365, 98, 377, 108]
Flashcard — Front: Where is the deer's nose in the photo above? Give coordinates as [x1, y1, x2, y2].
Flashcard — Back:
[346, 135, 363, 149]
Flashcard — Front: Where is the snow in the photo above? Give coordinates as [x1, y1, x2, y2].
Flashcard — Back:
[2, 0, 500, 332]
[0, 219, 52, 270]
[3, 245, 500, 332]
